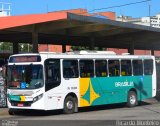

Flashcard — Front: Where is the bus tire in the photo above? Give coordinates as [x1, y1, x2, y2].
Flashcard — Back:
[8, 109, 15, 115]
[127, 91, 137, 107]
[63, 96, 76, 114]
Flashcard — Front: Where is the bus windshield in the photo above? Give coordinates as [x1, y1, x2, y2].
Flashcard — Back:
[7, 65, 43, 89]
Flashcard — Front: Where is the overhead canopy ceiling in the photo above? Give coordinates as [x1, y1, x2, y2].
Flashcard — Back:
[1, 12, 160, 50]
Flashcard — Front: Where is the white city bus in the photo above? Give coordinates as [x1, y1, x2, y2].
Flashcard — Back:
[7, 51, 156, 114]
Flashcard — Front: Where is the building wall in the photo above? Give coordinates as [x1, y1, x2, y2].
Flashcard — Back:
[150, 14, 160, 28]
[0, 11, 7, 17]
[38, 44, 71, 52]
[38, 44, 48, 52]
[154, 51, 160, 56]
[107, 48, 128, 55]
[49, 8, 90, 16]
[134, 50, 151, 55]
[98, 12, 116, 20]
[0, 2, 11, 16]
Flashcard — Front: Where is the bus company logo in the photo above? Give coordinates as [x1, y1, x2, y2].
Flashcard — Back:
[115, 81, 134, 87]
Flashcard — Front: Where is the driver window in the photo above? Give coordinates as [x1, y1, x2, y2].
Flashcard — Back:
[45, 59, 61, 91]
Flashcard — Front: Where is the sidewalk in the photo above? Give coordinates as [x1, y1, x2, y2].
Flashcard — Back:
[0, 108, 8, 116]
[143, 97, 159, 104]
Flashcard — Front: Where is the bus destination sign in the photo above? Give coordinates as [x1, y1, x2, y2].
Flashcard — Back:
[9, 56, 41, 63]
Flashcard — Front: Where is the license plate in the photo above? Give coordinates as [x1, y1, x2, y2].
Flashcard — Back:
[17, 103, 24, 107]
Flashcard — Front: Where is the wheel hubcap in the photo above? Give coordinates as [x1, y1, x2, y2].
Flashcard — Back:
[130, 95, 136, 105]
[66, 101, 73, 110]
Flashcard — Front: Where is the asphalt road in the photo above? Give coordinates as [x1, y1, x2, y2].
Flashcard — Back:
[0, 98, 160, 126]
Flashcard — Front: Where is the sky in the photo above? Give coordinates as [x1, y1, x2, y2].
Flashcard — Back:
[0, 0, 160, 18]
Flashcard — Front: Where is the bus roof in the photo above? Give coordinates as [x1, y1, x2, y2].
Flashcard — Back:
[9, 51, 154, 61]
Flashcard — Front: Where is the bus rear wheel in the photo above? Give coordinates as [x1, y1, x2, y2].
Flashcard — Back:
[127, 91, 137, 107]
[63, 96, 77, 114]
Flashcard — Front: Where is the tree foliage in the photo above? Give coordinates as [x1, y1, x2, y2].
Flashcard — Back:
[0, 42, 33, 53]
[0, 42, 12, 51]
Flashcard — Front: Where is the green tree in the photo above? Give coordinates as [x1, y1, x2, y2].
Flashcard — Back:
[0, 42, 12, 52]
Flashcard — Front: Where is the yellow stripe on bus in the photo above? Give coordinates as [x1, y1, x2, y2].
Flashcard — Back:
[20, 96, 25, 101]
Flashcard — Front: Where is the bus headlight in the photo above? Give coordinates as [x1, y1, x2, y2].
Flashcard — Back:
[33, 94, 43, 103]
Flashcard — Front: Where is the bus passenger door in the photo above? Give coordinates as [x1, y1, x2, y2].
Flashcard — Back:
[44, 59, 61, 110]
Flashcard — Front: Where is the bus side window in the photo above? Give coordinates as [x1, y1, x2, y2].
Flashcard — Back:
[95, 60, 108, 77]
[108, 60, 120, 77]
[79, 60, 94, 78]
[63, 60, 79, 78]
[144, 59, 153, 75]
[133, 60, 143, 76]
[121, 60, 132, 76]
[45, 59, 61, 91]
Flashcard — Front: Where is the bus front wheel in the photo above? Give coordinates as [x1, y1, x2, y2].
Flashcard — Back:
[8, 109, 15, 115]
[127, 91, 137, 107]
[63, 96, 77, 114]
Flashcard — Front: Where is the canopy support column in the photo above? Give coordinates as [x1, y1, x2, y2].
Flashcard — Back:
[13, 42, 19, 54]
[62, 45, 66, 53]
[32, 25, 38, 53]
[151, 50, 154, 55]
[128, 41, 134, 55]
[89, 37, 95, 50]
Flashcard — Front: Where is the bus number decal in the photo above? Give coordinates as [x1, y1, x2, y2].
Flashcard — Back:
[67, 87, 77, 90]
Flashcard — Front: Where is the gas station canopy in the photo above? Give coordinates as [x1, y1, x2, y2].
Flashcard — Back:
[0, 11, 160, 53]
